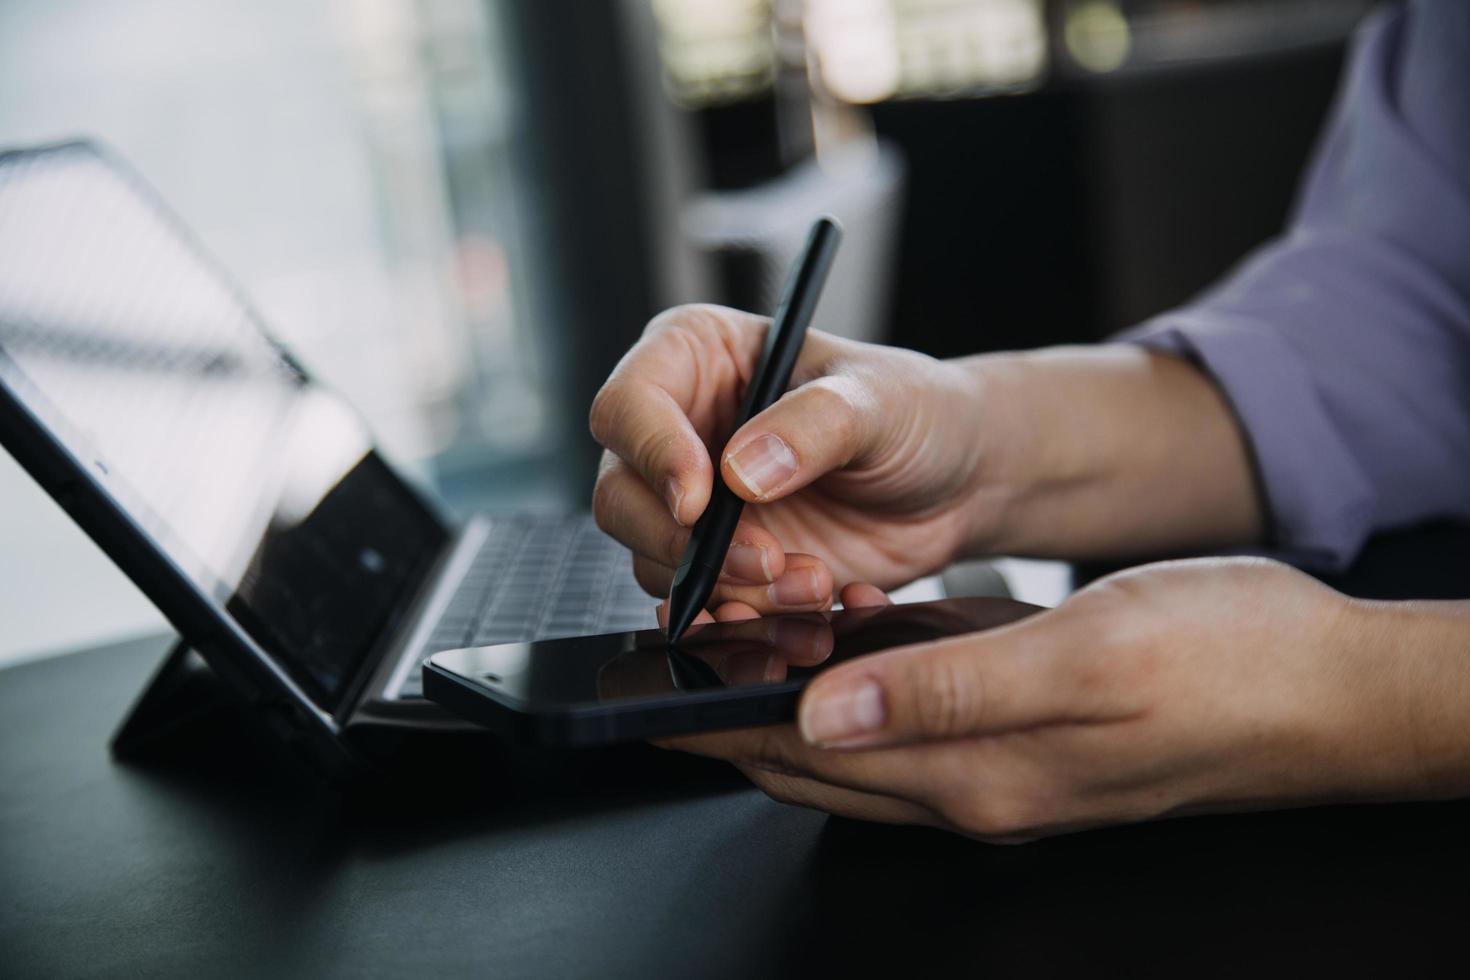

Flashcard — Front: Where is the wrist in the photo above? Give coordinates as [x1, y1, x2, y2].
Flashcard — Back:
[1319, 597, 1470, 800]
[950, 344, 1265, 562]
[949, 348, 1122, 558]
[947, 352, 1032, 557]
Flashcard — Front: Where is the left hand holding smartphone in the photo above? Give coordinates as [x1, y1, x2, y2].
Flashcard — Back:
[665, 557, 1470, 841]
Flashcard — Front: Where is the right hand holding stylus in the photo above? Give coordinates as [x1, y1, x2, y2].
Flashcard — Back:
[590, 304, 990, 618]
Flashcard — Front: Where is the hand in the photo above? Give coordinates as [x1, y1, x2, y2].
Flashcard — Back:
[664, 558, 1470, 841]
[592, 306, 1267, 620]
[590, 304, 987, 616]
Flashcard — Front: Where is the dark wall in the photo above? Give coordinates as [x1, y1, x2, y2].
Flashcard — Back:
[1084, 45, 1348, 335]
[870, 90, 1094, 358]
[871, 42, 1348, 359]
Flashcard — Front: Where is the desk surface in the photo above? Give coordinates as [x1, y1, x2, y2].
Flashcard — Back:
[3, 634, 1468, 979]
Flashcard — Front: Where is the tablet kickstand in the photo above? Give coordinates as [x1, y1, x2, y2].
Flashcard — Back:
[110, 638, 232, 760]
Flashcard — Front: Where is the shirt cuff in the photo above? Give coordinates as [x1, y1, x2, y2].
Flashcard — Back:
[1120, 311, 1378, 571]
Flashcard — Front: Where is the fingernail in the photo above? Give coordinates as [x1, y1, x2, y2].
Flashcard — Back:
[664, 478, 685, 526]
[769, 568, 820, 606]
[800, 680, 886, 746]
[726, 434, 798, 500]
[725, 542, 774, 583]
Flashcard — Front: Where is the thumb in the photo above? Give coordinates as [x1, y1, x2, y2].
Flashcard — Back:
[720, 374, 880, 503]
[795, 609, 1124, 749]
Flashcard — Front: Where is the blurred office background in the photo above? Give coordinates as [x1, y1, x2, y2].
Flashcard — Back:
[0, 0, 1373, 664]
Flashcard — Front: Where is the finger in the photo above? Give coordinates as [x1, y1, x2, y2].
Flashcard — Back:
[839, 582, 892, 609]
[589, 304, 773, 525]
[674, 728, 1072, 840]
[656, 602, 715, 630]
[719, 371, 882, 503]
[737, 766, 944, 829]
[596, 457, 786, 584]
[796, 605, 1132, 750]
[666, 723, 943, 806]
[590, 385, 712, 526]
[639, 552, 834, 613]
[712, 601, 762, 622]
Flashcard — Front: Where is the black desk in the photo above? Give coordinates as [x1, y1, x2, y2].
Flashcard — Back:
[3, 635, 1468, 978]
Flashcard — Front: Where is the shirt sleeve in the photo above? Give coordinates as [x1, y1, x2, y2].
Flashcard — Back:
[1121, 0, 1470, 571]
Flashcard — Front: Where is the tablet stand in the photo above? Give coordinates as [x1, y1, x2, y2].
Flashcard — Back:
[110, 638, 232, 759]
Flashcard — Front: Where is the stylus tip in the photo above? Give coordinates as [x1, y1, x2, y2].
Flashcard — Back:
[666, 596, 700, 644]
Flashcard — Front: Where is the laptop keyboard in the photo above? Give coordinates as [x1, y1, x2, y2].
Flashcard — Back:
[396, 513, 656, 698]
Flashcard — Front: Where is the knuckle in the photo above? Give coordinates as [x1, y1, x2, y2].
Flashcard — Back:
[590, 469, 623, 536]
[791, 329, 849, 377]
[631, 429, 674, 484]
[943, 792, 1037, 839]
[1067, 588, 1146, 657]
[631, 556, 668, 598]
[1088, 607, 1134, 653]
[748, 771, 803, 807]
[916, 654, 981, 737]
[1069, 580, 1136, 622]
[651, 302, 736, 340]
[594, 447, 621, 480]
[799, 376, 864, 453]
[587, 383, 626, 447]
[1085, 610, 1155, 686]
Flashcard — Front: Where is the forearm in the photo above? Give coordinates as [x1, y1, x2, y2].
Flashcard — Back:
[955, 344, 1265, 561]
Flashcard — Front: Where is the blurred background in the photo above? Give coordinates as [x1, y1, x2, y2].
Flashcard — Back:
[0, 0, 1374, 664]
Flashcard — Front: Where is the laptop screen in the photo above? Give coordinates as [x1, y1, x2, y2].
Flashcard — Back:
[0, 144, 451, 711]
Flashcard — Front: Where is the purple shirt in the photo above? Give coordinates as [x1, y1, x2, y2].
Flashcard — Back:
[1125, 0, 1470, 571]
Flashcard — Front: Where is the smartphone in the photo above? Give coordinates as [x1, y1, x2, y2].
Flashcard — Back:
[422, 596, 1042, 746]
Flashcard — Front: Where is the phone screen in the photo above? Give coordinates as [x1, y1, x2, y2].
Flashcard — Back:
[427, 596, 1041, 724]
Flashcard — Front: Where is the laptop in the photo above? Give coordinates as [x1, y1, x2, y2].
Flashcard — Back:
[0, 141, 655, 774]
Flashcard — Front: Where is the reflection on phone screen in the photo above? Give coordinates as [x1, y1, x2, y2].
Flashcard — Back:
[595, 597, 1039, 703]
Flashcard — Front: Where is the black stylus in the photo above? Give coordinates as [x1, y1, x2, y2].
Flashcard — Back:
[666, 215, 842, 642]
